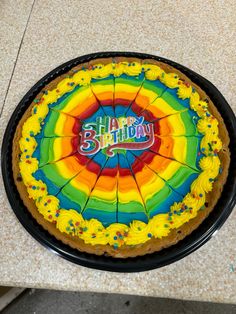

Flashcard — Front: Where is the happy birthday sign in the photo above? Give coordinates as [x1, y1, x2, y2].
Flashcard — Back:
[78, 116, 154, 157]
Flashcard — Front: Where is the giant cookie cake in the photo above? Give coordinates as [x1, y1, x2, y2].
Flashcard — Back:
[12, 57, 230, 258]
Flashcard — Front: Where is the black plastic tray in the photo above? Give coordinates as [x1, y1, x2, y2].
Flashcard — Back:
[2, 52, 236, 272]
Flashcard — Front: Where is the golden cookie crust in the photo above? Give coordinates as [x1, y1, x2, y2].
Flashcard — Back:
[12, 58, 230, 258]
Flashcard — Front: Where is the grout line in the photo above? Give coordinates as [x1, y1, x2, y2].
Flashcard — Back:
[0, 0, 36, 117]
[0, 288, 26, 312]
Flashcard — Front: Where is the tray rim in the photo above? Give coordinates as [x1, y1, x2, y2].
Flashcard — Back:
[1, 51, 236, 272]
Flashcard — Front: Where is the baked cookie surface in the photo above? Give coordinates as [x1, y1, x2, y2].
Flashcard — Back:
[12, 57, 230, 258]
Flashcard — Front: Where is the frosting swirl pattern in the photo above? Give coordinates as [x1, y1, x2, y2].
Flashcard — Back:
[17, 60, 222, 248]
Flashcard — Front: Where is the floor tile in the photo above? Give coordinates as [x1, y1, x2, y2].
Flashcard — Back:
[2, 289, 236, 314]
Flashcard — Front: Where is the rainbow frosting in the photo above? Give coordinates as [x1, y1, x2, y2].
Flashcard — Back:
[18, 60, 222, 248]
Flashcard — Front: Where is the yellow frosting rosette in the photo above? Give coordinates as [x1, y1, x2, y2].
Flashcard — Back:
[143, 64, 165, 80]
[123, 62, 142, 76]
[177, 83, 192, 99]
[148, 214, 171, 238]
[90, 63, 114, 79]
[36, 195, 60, 223]
[56, 209, 84, 235]
[73, 70, 91, 86]
[106, 223, 129, 248]
[125, 221, 152, 245]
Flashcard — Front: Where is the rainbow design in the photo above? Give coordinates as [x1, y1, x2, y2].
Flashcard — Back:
[32, 66, 202, 226]
[19, 60, 222, 247]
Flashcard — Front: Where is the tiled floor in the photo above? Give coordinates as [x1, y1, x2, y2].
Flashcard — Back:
[2, 289, 236, 314]
[0, 0, 236, 306]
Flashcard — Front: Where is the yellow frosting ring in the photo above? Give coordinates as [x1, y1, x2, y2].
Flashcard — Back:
[18, 61, 222, 247]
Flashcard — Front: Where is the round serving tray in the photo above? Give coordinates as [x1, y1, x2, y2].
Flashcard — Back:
[2, 52, 236, 272]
